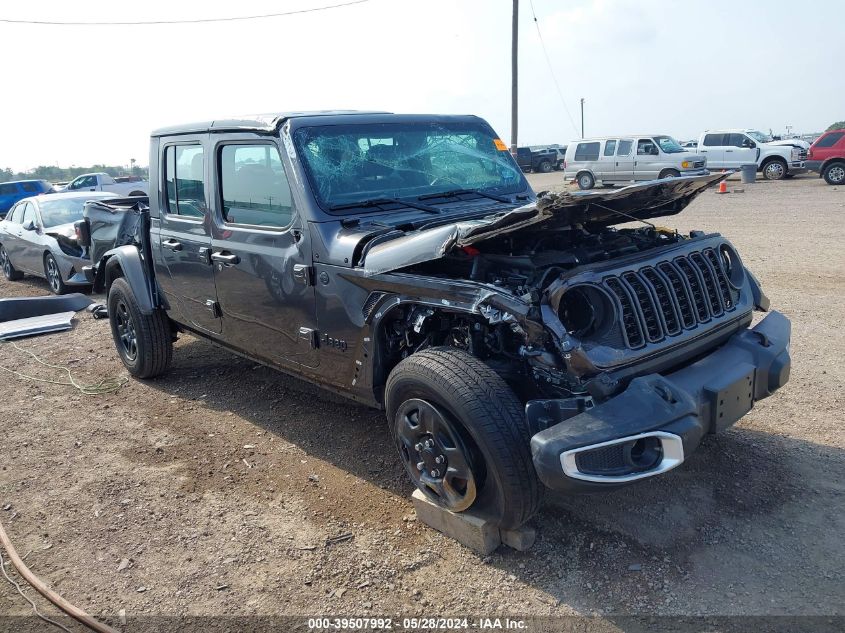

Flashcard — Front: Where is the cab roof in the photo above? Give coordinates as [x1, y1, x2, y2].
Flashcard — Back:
[151, 110, 390, 137]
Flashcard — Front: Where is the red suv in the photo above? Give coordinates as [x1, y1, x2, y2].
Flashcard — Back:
[807, 129, 845, 185]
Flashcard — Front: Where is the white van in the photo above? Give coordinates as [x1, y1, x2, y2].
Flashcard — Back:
[563, 135, 707, 190]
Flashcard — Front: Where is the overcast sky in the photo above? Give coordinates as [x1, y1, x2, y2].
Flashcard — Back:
[0, 0, 841, 171]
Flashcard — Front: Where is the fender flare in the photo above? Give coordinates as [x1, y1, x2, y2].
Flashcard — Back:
[93, 245, 157, 315]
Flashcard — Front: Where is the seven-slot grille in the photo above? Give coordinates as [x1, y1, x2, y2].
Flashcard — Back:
[602, 248, 737, 349]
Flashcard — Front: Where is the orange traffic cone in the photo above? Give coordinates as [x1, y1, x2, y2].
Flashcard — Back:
[716, 180, 728, 194]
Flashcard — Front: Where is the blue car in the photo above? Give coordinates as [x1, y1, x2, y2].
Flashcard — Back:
[0, 180, 55, 217]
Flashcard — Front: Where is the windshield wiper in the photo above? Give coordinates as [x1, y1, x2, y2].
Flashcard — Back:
[417, 188, 511, 203]
[329, 197, 440, 214]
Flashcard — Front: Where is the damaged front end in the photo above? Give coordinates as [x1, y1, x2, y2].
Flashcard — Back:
[367, 174, 791, 490]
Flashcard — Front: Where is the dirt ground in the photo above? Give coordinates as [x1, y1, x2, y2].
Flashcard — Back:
[0, 174, 843, 629]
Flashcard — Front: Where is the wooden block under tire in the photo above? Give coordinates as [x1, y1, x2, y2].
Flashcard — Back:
[411, 489, 535, 554]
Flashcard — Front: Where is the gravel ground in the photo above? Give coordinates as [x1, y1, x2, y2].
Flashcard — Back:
[0, 174, 842, 629]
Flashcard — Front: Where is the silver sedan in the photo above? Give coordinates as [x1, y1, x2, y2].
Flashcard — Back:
[0, 191, 115, 294]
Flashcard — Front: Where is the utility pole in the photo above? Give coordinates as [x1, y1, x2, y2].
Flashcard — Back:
[580, 98, 585, 138]
[510, 0, 518, 157]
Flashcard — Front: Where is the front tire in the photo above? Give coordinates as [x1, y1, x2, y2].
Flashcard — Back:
[537, 160, 552, 173]
[659, 169, 681, 179]
[44, 253, 68, 295]
[577, 172, 595, 190]
[823, 161, 845, 185]
[385, 347, 542, 529]
[107, 277, 172, 378]
[762, 158, 787, 180]
[1, 245, 23, 281]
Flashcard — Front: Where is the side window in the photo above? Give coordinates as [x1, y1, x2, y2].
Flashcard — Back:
[219, 144, 293, 228]
[20, 203, 37, 228]
[616, 140, 633, 156]
[0, 183, 18, 195]
[603, 140, 617, 156]
[21, 182, 39, 193]
[637, 139, 657, 155]
[815, 132, 844, 148]
[703, 134, 726, 147]
[6, 203, 22, 223]
[574, 142, 600, 161]
[164, 145, 206, 218]
[67, 177, 82, 190]
[727, 133, 747, 147]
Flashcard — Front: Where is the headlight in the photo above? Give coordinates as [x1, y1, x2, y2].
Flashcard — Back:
[681, 160, 690, 169]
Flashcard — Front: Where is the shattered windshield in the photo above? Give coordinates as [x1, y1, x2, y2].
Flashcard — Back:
[747, 130, 773, 143]
[293, 121, 525, 212]
[653, 135, 685, 153]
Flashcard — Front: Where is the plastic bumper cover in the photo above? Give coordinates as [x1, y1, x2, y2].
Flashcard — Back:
[529, 311, 791, 492]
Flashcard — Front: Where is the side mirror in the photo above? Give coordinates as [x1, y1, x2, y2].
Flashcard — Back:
[22, 220, 36, 231]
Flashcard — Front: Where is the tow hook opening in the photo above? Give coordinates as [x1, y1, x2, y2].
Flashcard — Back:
[626, 436, 662, 471]
[561, 431, 685, 483]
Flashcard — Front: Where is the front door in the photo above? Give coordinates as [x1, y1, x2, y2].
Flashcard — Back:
[156, 139, 221, 334]
[209, 137, 318, 369]
[634, 138, 660, 180]
[725, 133, 757, 169]
[17, 201, 43, 273]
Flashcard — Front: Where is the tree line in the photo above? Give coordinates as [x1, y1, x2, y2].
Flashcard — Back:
[0, 164, 148, 184]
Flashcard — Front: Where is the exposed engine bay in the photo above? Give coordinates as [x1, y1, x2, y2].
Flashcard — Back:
[381, 220, 753, 405]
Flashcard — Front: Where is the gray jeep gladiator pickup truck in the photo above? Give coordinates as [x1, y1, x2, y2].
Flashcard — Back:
[85, 111, 791, 529]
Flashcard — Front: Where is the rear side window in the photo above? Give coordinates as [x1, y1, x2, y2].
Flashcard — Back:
[815, 132, 844, 148]
[617, 140, 633, 156]
[703, 134, 727, 147]
[0, 183, 18, 195]
[165, 145, 206, 218]
[603, 140, 617, 156]
[21, 182, 40, 193]
[218, 144, 293, 228]
[574, 142, 600, 161]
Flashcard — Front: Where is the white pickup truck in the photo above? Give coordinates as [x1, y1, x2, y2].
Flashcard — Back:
[60, 172, 149, 196]
[697, 129, 807, 180]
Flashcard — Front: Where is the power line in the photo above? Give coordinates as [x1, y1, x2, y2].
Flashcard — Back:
[0, 0, 369, 26]
[528, 0, 580, 138]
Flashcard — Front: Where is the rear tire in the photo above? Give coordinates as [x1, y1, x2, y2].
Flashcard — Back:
[385, 347, 542, 529]
[762, 158, 787, 180]
[823, 161, 845, 185]
[0, 245, 23, 281]
[44, 253, 68, 295]
[107, 277, 172, 378]
[577, 172, 595, 190]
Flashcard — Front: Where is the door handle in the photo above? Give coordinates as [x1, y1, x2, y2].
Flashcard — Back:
[162, 239, 182, 251]
[211, 251, 240, 266]
[726, 150, 734, 153]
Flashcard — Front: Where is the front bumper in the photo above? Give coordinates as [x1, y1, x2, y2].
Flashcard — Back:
[529, 311, 791, 492]
[788, 161, 807, 175]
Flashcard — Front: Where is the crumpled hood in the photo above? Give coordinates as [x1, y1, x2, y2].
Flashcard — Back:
[361, 172, 727, 275]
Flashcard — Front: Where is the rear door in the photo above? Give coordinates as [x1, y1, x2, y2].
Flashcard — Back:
[613, 139, 634, 182]
[699, 133, 727, 168]
[0, 203, 24, 264]
[208, 136, 318, 369]
[155, 138, 222, 334]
